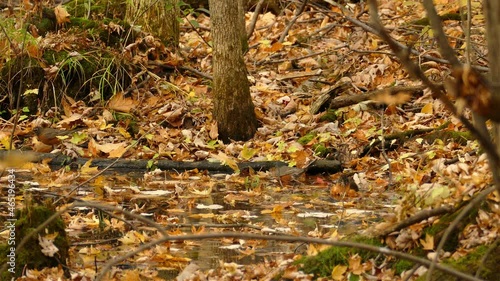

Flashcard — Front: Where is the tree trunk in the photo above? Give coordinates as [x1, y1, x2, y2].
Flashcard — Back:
[184, 0, 282, 15]
[484, 0, 500, 181]
[209, 0, 258, 142]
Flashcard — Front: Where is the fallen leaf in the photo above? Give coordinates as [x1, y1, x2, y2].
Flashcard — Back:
[54, 5, 70, 25]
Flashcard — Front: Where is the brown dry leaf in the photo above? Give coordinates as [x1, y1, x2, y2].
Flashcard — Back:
[165, 107, 184, 126]
[146, 95, 160, 106]
[122, 270, 141, 281]
[210, 152, 238, 172]
[191, 225, 205, 234]
[268, 42, 283, 52]
[119, 230, 148, 245]
[90, 139, 127, 157]
[298, 57, 319, 69]
[108, 92, 139, 113]
[95, 143, 121, 154]
[209, 121, 218, 139]
[61, 97, 72, 117]
[59, 113, 82, 126]
[278, 61, 293, 72]
[280, 98, 297, 116]
[107, 22, 124, 34]
[54, 5, 70, 25]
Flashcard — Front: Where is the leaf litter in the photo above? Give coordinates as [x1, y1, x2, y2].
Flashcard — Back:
[0, 0, 499, 280]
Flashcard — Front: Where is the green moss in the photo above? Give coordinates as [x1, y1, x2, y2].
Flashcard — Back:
[319, 110, 337, 122]
[37, 18, 56, 35]
[394, 259, 413, 274]
[424, 130, 473, 145]
[69, 17, 100, 30]
[298, 236, 383, 277]
[298, 133, 316, 145]
[0, 204, 70, 279]
[42, 50, 69, 65]
[65, 0, 127, 19]
[417, 244, 500, 281]
[312, 144, 329, 157]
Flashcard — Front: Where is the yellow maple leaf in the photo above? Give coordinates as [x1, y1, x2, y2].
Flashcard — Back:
[331, 264, 347, 280]
[81, 159, 98, 174]
[420, 234, 434, 250]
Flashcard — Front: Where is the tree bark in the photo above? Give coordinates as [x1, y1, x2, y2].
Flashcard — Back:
[484, 0, 500, 180]
[209, 0, 258, 142]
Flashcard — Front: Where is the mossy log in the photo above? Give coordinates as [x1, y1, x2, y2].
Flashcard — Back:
[0, 150, 342, 174]
[360, 122, 473, 157]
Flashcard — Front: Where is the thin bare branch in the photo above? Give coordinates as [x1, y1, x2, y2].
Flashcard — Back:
[422, 0, 462, 67]
[367, 0, 500, 169]
[428, 185, 496, 281]
[279, 0, 309, 43]
[96, 232, 483, 281]
[247, 0, 265, 39]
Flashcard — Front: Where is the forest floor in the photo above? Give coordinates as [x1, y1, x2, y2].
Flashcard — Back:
[0, 0, 498, 280]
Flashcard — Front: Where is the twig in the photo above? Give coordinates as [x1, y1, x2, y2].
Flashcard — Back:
[247, 0, 265, 39]
[328, 85, 426, 110]
[279, 0, 309, 43]
[379, 110, 393, 185]
[258, 50, 325, 65]
[95, 232, 483, 281]
[421, 0, 461, 68]
[183, 10, 211, 47]
[367, 0, 500, 169]
[428, 185, 496, 281]
[350, 48, 395, 56]
[72, 201, 169, 237]
[377, 206, 453, 237]
[179, 65, 213, 80]
[313, 0, 489, 72]
[276, 70, 322, 80]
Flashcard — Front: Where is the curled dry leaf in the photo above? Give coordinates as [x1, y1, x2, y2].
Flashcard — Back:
[54, 5, 70, 25]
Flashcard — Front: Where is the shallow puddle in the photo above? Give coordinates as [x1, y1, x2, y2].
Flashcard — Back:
[5, 171, 397, 276]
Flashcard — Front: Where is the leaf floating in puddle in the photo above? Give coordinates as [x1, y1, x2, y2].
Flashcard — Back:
[220, 244, 241, 250]
[297, 212, 335, 218]
[196, 203, 224, 210]
[141, 190, 173, 196]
